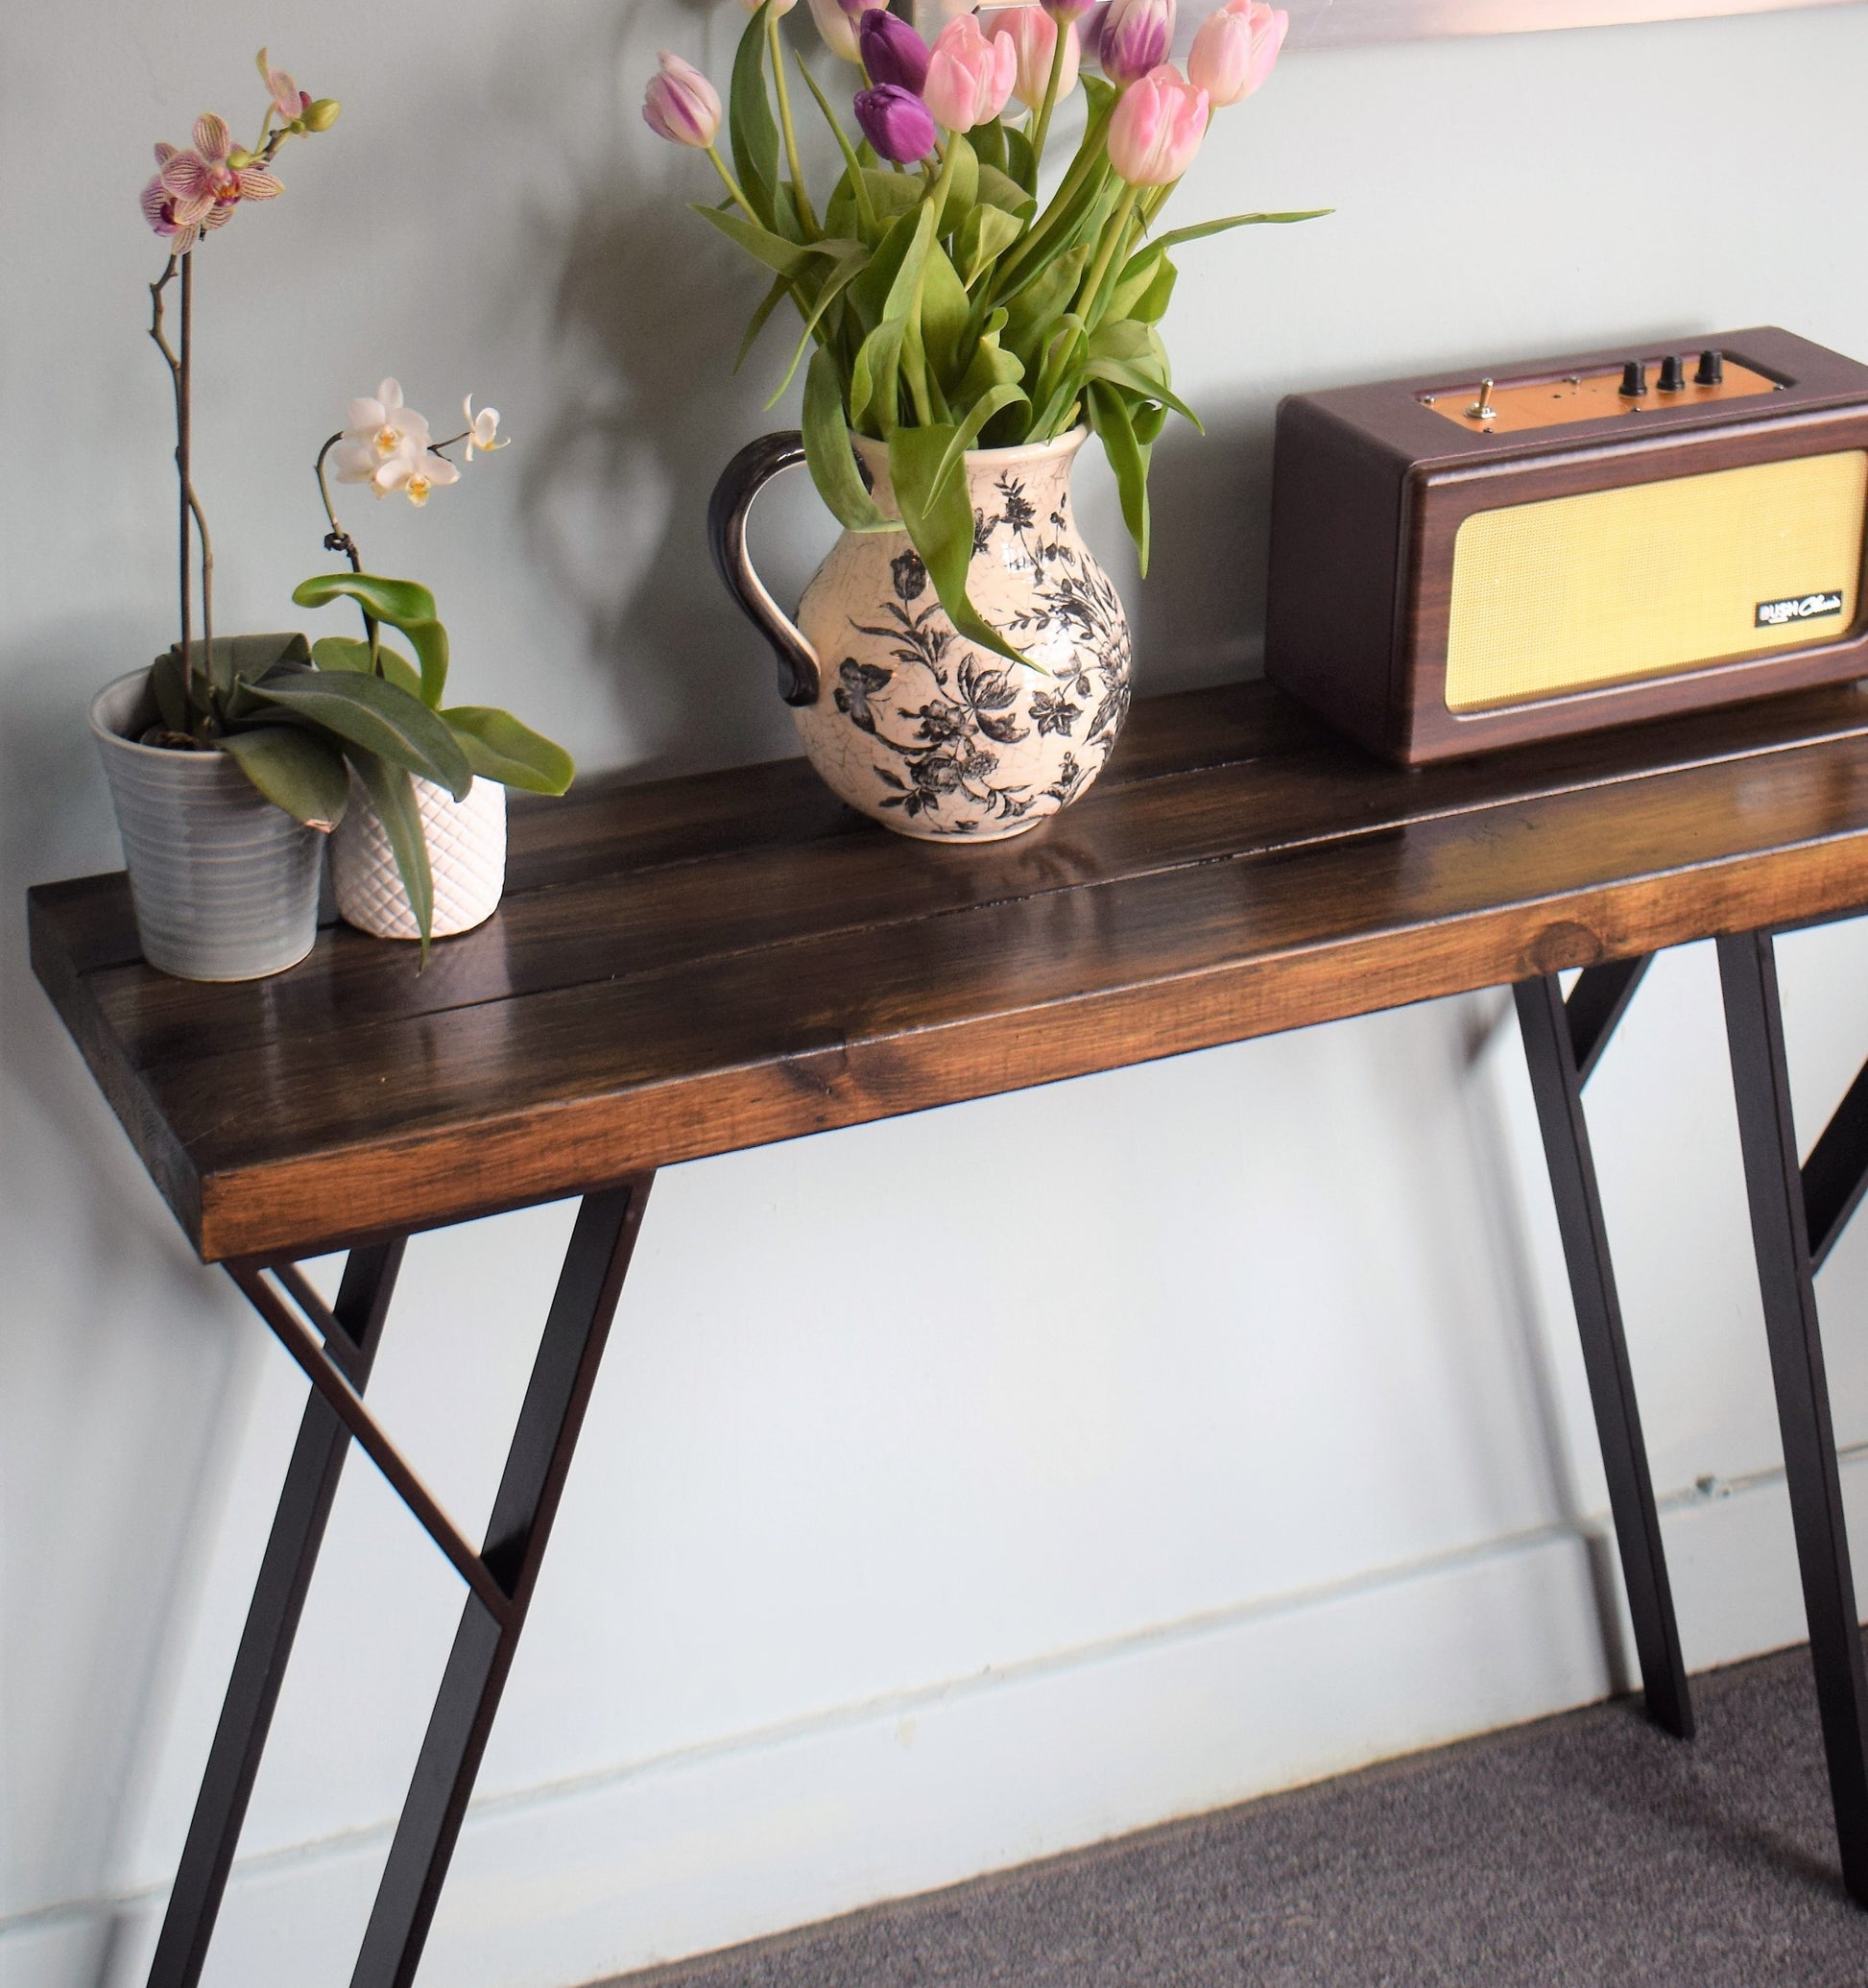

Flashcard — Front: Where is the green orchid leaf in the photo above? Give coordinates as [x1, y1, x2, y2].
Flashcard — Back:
[730, 0, 781, 229]
[443, 707, 576, 796]
[765, 247, 869, 410]
[250, 665, 472, 799]
[736, 273, 792, 371]
[346, 745, 434, 958]
[398, 617, 449, 707]
[889, 423, 1035, 673]
[217, 723, 350, 829]
[313, 635, 424, 701]
[1144, 208, 1332, 256]
[151, 647, 190, 731]
[1088, 379, 1151, 575]
[803, 346, 890, 531]
[292, 572, 437, 628]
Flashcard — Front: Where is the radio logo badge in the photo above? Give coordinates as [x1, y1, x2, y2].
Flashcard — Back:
[1757, 589, 1846, 628]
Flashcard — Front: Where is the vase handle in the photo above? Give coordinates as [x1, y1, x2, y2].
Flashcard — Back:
[707, 430, 822, 707]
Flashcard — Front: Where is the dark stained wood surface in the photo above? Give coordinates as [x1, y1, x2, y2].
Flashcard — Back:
[30, 678, 1868, 1263]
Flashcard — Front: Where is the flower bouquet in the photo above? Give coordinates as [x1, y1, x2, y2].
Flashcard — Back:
[642, 0, 1321, 838]
[103, 49, 572, 979]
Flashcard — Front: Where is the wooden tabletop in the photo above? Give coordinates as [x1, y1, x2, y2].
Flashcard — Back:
[30, 679, 1868, 1263]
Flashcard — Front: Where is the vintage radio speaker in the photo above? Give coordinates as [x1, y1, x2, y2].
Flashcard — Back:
[1263, 327, 1868, 764]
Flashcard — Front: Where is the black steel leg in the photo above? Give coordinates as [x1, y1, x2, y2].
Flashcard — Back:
[1515, 973, 1694, 1738]
[1718, 929, 1868, 1904]
[148, 1240, 406, 1988]
[350, 1178, 655, 1988]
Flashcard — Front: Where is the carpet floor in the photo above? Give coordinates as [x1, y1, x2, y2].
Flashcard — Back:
[604, 1641, 1868, 1987]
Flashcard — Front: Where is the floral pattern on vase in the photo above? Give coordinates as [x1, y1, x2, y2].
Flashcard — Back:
[792, 428, 1132, 842]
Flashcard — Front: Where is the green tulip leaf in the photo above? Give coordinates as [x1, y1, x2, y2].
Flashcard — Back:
[346, 745, 434, 959]
[975, 163, 1036, 223]
[251, 665, 472, 799]
[1143, 207, 1332, 256]
[1088, 379, 1151, 575]
[217, 723, 350, 829]
[804, 346, 890, 530]
[766, 247, 869, 410]
[736, 272, 792, 371]
[443, 707, 576, 796]
[848, 318, 907, 440]
[730, 0, 781, 229]
[889, 423, 1035, 673]
[793, 53, 876, 239]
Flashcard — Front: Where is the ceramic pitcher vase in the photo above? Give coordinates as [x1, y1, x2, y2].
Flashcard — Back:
[710, 426, 1132, 842]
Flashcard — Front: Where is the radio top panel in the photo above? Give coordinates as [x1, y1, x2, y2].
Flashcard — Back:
[1420, 350, 1783, 435]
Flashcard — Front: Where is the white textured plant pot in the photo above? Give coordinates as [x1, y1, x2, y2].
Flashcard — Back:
[330, 772, 507, 940]
[89, 669, 324, 982]
[714, 427, 1133, 843]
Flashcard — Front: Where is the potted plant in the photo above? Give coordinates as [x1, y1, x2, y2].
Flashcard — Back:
[644, 0, 1320, 840]
[97, 50, 572, 981]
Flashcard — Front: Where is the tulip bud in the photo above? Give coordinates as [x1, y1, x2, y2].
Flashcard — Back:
[1042, 0, 1097, 18]
[739, 0, 800, 12]
[1098, 0, 1174, 84]
[859, 9, 932, 91]
[1106, 60, 1206, 182]
[854, 83, 939, 162]
[1187, 0, 1286, 105]
[808, 0, 888, 62]
[1003, 7, 1080, 108]
[302, 97, 342, 131]
[922, 13, 1018, 131]
[642, 51, 722, 147]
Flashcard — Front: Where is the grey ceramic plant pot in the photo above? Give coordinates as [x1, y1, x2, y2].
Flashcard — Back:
[89, 669, 324, 982]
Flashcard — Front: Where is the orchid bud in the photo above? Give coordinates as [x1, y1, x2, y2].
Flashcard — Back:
[854, 84, 939, 161]
[859, 9, 932, 92]
[1187, 0, 1285, 104]
[1003, 7, 1080, 108]
[227, 147, 255, 169]
[922, 13, 1018, 131]
[1098, 0, 1174, 84]
[1106, 60, 1206, 182]
[642, 51, 722, 148]
[302, 97, 342, 131]
[807, 0, 888, 62]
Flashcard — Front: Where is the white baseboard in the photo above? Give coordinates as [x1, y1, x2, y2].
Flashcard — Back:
[8, 1449, 1854, 1988]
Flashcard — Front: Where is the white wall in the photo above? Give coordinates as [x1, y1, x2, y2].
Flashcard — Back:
[7, 3, 1868, 1983]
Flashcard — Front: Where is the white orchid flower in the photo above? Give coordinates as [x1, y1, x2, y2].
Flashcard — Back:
[463, 395, 507, 461]
[372, 437, 461, 506]
[330, 378, 433, 483]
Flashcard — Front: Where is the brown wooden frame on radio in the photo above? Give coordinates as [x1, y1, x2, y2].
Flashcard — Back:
[1265, 327, 1868, 765]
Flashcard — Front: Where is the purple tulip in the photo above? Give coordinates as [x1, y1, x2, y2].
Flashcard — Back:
[1099, 0, 1174, 84]
[853, 83, 937, 162]
[858, 10, 931, 92]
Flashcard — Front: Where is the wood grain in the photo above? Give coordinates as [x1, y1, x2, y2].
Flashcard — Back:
[29, 678, 1868, 1262]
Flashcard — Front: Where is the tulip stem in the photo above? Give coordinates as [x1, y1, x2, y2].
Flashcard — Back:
[1075, 180, 1138, 324]
[1029, 28, 1069, 175]
[768, 11, 818, 237]
[705, 144, 762, 225]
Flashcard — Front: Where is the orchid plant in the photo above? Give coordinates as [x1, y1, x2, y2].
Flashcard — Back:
[140, 50, 572, 952]
[641, 0, 1321, 666]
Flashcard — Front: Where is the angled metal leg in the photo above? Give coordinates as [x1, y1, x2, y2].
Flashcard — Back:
[350, 1178, 655, 1988]
[148, 1240, 406, 1988]
[1516, 970, 1693, 1738]
[1718, 929, 1868, 1904]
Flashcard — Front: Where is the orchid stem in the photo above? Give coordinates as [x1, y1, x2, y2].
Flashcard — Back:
[768, 11, 818, 236]
[314, 433, 363, 574]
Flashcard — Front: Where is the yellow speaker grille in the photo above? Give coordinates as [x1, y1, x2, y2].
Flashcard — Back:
[1444, 450, 1868, 713]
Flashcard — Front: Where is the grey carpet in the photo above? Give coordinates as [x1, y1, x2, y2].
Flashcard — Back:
[603, 1641, 1868, 1987]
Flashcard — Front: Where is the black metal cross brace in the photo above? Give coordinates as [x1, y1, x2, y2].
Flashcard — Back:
[146, 1175, 656, 1988]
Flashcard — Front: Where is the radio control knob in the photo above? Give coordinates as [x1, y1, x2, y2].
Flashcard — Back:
[1695, 348, 1724, 386]
[1658, 354, 1686, 393]
[1619, 360, 1648, 398]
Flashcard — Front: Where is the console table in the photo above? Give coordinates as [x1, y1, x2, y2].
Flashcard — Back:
[29, 677, 1868, 1987]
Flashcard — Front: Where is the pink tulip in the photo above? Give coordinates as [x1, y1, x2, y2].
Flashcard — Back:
[1003, 8, 1081, 108]
[1107, 62, 1207, 183]
[1187, 0, 1286, 105]
[922, 14, 1018, 131]
[1098, 0, 1174, 84]
[642, 51, 722, 147]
